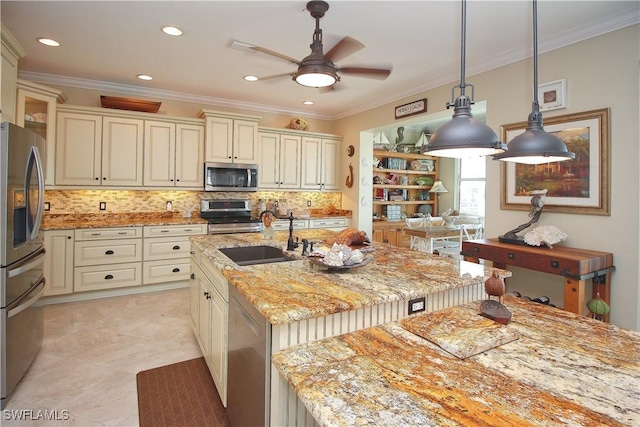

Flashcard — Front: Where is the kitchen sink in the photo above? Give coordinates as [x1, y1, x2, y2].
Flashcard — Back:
[219, 245, 294, 266]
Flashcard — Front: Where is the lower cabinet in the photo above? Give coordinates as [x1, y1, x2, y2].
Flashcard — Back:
[191, 246, 228, 407]
[372, 222, 408, 247]
[43, 230, 74, 296]
[308, 217, 349, 232]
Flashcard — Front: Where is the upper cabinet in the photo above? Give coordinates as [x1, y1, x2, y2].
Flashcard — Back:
[16, 80, 67, 186]
[199, 110, 261, 164]
[301, 135, 341, 191]
[257, 130, 302, 189]
[56, 107, 144, 186]
[143, 120, 204, 188]
[1, 23, 26, 124]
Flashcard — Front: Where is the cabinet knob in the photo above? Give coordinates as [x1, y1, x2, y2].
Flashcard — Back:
[67, 236, 72, 239]
[190, 273, 195, 280]
[172, 245, 181, 250]
[95, 177, 99, 180]
[105, 250, 114, 255]
[105, 274, 114, 280]
[172, 267, 180, 273]
[103, 177, 106, 180]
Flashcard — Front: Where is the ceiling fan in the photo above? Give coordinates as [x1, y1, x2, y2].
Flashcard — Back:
[249, 0, 392, 89]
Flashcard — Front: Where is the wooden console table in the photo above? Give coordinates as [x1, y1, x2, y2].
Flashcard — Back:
[461, 238, 614, 321]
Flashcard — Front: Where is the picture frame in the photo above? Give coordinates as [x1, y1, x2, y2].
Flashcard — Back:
[538, 79, 567, 111]
[500, 108, 610, 216]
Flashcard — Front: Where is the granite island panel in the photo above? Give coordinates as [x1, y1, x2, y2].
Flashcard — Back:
[272, 296, 640, 426]
[189, 230, 512, 325]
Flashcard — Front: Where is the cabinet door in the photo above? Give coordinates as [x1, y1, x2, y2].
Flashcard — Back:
[198, 277, 212, 369]
[143, 120, 176, 186]
[56, 112, 102, 185]
[43, 230, 74, 296]
[210, 284, 227, 406]
[102, 117, 144, 185]
[301, 136, 322, 189]
[279, 134, 302, 189]
[233, 119, 258, 163]
[204, 117, 233, 163]
[321, 138, 341, 190]
[175, 123, 204, 187]
[0, 30, 22, 124]
[189, 265, 199, 333]
[257, 132, 280, 189]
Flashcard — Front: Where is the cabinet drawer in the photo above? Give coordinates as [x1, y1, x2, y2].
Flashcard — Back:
[143, 236, 191, 260]
[75, 227, 142, 241]
[74, 262, 142, 292]
[308, 218, 349, 229]
[74, 239, 142, 266]
[143, 259, 191, 284]
[271, 219, 308, 231]
[143, 224, 207, 238]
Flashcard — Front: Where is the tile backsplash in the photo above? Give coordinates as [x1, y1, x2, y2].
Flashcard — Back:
[44, 190, 342, 215]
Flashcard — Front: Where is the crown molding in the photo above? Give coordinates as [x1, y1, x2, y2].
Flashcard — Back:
[18, 71, 335, 121]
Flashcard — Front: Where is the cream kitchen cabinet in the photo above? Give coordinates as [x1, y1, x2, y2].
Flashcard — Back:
[301, 135, 341, 191]
[1, 23, 25, 124]
[16, 79, 67, 186]
[143, 120, 204, 188]
[191, 247, 228, 407]
[73, 227, 143, 292]
[142, 224, 206, 284]
[43, 230, 74, 296]
[199, 109, 261, 164]
[56, 109, 144, 186]
[257, 130, 302, 189]
[308, 217, 349, 232]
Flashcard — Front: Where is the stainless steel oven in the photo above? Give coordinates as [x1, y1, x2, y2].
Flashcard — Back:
[200, 199, 262, 234]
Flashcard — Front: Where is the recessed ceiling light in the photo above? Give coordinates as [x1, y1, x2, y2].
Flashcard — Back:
[37, 38, 60, 47]
[162, 26, 183, 36]
[244, 75, 258, 82]
[137, 74, 153, 81]
[303, 101, 314, 105]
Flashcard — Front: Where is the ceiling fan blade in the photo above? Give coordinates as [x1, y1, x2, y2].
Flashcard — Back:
[257, 72, 296, 81]
[338, 66, 391, 80]
[324, 36, 365, 64]
[249, 46, 300, 65]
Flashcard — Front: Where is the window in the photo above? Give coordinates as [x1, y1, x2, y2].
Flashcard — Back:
[457, 156, 486, 217]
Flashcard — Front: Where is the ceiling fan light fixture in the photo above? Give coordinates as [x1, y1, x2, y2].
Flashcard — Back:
[493, 0, 575, 165]
[295, 64, 337, 88]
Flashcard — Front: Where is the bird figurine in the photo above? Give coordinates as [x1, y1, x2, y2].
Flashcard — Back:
[480, 271, 512, 325]
[485, 270, 506, 303]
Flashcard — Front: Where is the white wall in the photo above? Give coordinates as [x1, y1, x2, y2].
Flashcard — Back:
[336, 25, 640, 330]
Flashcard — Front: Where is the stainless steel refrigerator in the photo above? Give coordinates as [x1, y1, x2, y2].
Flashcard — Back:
[0, 122, 46, 409]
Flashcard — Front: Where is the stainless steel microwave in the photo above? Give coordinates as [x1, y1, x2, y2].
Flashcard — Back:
[204, 162, 258, 192]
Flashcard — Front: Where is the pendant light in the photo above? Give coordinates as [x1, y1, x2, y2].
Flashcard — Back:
[493, 0, 575, 164]
[422, 0, 506, 158]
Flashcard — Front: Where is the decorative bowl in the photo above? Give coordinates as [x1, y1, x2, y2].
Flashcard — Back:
[442, 215, 459, 228]
[308, 253, 375, 272]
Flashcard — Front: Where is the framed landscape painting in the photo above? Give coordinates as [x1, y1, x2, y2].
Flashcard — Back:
[500, 108, 610, 216]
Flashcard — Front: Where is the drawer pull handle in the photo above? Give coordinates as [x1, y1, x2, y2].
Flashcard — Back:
[105, 274, 114, 280]
[508, 253, 515, 260]
[172, 245, 181, 250]
[473, 247, 479, 252]
[551, 260, 560, 268]
[184, 228, 192, 232]
[172, 268, 180, 273]
[91, 233, 101, 236]
[118, 232, 127, 235]
[160, 230, 169, 233]
[105, 250, 114, 255]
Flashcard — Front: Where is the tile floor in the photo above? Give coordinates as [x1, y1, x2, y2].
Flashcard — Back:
[3, 288, 202, 426]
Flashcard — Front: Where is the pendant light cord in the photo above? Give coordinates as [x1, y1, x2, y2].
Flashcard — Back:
[459, 0, 467, 96]
[532, 0, 539, 112]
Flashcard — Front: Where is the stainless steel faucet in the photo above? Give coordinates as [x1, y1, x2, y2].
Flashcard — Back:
[259, 210, 299, 251]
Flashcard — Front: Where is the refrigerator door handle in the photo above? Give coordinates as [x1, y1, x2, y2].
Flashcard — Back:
[29, 145, 45, 240]
[7, 278, 45, 318]
[7, 248, 46, 279]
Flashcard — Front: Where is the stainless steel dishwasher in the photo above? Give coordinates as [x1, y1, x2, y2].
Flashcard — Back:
[226, 284, 271, 427]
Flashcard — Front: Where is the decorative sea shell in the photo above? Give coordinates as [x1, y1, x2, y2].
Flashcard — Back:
[523, 225, 568, 248]
[345, 249, 364, 265]
[323, 251, 344, 267]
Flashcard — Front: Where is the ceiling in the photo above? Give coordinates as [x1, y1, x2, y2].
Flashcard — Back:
[3, 1, 638, 121]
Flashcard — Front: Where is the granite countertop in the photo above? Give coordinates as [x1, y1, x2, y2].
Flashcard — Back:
[272, 296, 640, 426]
[190, 231, 511, 325]
[41, 212, 208, 230]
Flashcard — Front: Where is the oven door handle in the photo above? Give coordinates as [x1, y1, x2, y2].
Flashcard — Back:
[8, 278, 45, 318]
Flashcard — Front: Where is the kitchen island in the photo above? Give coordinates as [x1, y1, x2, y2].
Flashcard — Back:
[272, 295, 639, 426]
[190, 230, 512, 426]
